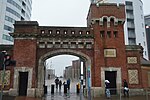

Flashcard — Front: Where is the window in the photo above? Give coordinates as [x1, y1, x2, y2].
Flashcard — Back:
[140, 6, 142, 10]
[49, 30, 52, 34]
[143, 32, 145, 37]
[107, 31, 111, 38]
[6, 7, 21, 18]
[86, 31, 90, 34]
[64, 31, 67, 34]
[79, 31, 82, 34]
[7, 0, 21, 10]
[113, 31, 118, 38]
[142, 23, 144, 28]
[56, 30, 60, 34]
[100, 31, 105, 38]
[5, 16, 15, 23]
[144, 41, 146, 46]
[4, 25, 13, 32]
[2, 34, 14, 42]
[145, 51, 147, 56]
[71, 31, 75, 34]
[41, 30, 45, 34]
[141, 15, 143, 19]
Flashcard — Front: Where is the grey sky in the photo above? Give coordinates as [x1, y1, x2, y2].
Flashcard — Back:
[31, 0, 90, 26]
[46, 55, 79, 77]
[31, 0, 149, 26]
[31, 0, 149, 76]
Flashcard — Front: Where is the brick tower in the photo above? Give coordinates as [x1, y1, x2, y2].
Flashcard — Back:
[87, 3, 126, 95]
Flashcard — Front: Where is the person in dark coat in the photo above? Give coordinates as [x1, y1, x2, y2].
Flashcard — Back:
[59, 80, 62, 90]
[67, 78, 71, 90]
[55, 77, 59, 89]
[123, 79, 129, 97]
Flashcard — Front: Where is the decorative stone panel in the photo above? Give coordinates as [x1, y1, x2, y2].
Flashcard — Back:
[104, 49, 116, 57]
[127, 57, 137, 64]
[128, 70, 139, 84]
[0, 70, 10, 85]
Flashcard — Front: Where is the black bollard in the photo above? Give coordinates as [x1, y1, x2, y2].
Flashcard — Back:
[51, 84, 55, 94]
[44, 85, 47, 94]
[64, 84, 67, 94]
[76, 83, 80, 94]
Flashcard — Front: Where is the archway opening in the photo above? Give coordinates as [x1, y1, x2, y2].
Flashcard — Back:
[37, 49, 92, 97]
[43, 54, 87, 95]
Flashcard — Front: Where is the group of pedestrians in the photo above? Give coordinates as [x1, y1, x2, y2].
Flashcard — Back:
[105, 79, 129, 99]
[54, 77, 71, 92]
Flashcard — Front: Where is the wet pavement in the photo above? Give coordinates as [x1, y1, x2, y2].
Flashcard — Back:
[2, 79, 150, 100]
[2, 94, 149, 100]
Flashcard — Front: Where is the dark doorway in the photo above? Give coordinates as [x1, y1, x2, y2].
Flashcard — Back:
[105, 71, 117, 95]
[19, 72, 28, 96]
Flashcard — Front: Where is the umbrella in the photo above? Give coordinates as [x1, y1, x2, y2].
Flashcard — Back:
[105, 80, 110, 83]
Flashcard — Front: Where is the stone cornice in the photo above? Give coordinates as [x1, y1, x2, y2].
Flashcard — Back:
[10, 32, 94, 39]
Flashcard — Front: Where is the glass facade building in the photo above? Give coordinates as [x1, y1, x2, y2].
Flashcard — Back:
[145, 15, 150, 60]
[0, 0, 32, 44]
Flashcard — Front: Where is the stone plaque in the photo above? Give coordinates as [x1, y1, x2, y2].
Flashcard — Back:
[104, 49, 116, 57]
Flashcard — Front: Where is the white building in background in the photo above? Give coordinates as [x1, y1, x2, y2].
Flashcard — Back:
[90, 0, 148, 59]
[0, 0, 32, 44]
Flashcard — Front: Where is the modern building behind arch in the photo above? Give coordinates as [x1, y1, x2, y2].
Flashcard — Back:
[0, 0, 32, 44]
[90, 0, 148, 59]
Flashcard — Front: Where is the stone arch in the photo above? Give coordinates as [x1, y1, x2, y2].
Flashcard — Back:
[109, 16, 118, 26]
[100, 16, 109, 26]
[36, 49, 92, 97]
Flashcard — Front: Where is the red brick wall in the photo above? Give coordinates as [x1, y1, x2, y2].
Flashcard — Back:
[141, 67, 150, 88]
[88, 4, 126, 87]
[13, 39, 37, 88]
[126, 49, 143, 88]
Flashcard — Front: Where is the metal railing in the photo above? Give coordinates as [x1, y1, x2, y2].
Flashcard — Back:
[145, 88, 150, 100]
[87, 87, 150, 100]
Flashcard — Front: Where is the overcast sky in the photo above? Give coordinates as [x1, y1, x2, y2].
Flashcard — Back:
[31, 0, 150, 76]
[31, 0, 150, 26]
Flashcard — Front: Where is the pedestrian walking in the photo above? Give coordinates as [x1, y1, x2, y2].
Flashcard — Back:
[123, 79, 129, 97]
[67, 78, 71, 90]
[59, 80, 62, 91]
[105, 80, 111, 99]
[55, 77, 59, 89]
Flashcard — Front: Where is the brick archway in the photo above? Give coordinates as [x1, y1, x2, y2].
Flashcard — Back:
[36, 49, 92, 97]
[7, 3, 147, 98]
